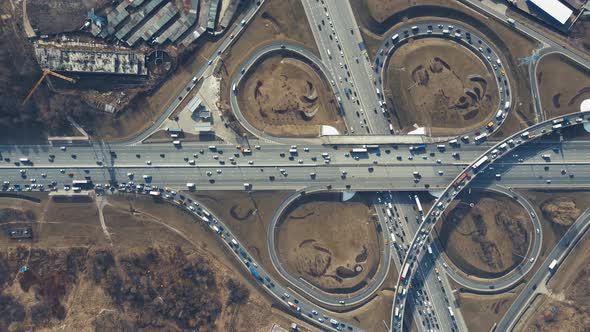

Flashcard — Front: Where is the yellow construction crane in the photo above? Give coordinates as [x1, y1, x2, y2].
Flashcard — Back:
[22, 69, 76, 105]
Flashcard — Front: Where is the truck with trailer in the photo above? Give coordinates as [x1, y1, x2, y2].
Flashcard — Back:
[548, 259, 558, 271]
[452, 172, 469, 187]
[400, 263, 410, 281]
[472, 156, 490, 172]
[448, 306, 455, 319]
[414, 195, 423, 215]
[249, 266, 263, 281]
[239, 248, 248, 259]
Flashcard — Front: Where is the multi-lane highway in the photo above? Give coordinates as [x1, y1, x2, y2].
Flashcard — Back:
[301, 0, 389, 135]
[391, 111, 590, 331]
[4, 1, 590, 330]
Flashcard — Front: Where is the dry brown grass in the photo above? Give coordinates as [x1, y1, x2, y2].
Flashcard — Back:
[386, 39, 498, 136]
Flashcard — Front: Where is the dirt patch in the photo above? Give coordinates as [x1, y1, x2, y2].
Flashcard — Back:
[540, 197, 581, 226]
[26, 0, 111, 35]
[458, 291, 517, 332]
[435, 190, 532, 278]
[217, 0, 319, 136]
[237, 55, 343, 137]
[387, 38, 498, 136]
[276, 193, 382, 294]
[536, 53, 590, 119]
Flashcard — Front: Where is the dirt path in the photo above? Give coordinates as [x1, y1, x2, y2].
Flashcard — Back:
[94, 194, 113, 245]
[21, 0, 36, 38]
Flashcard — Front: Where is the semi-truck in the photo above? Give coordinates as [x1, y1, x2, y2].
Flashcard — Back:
[400, 263, 410, 281]
[249, 266, 263, 281]
[472, 156, 490, 172]
[414, 195, 423, 215]
[350, 147, 368, 153]
[548, 259, 558, 271]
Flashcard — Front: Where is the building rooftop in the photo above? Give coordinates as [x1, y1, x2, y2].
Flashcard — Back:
[207, 0, 220, 31]
[155, 12, 197, 44]
[528, 0, 573, 24]
[115, 0, 166, 40]
[126, 2, 178, 46]
[34, 46, 147, 75]
[219, 0, 240, 29]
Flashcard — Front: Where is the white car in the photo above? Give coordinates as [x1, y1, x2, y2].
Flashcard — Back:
[146, 160, 152, 165]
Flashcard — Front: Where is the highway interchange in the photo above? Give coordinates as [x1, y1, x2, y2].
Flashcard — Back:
[3, 0, 590, 331]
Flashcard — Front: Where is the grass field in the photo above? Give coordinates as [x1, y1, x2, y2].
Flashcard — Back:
[0, 193, 306, 331]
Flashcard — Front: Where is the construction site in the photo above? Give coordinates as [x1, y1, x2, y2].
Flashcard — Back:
[0, 0, 247, 142]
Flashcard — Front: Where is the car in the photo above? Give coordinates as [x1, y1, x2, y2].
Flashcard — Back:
[207, 171, 212, 176]
[216, 169, 222, 174]
[146, 160, 152, 165]
[208, 60, 213, 65]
